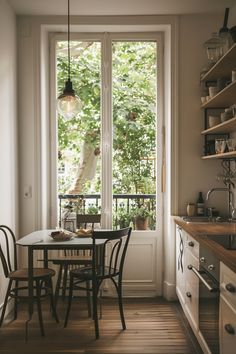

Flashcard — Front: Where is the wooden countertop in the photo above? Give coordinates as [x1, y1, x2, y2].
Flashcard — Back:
[174, 217, 236, 273]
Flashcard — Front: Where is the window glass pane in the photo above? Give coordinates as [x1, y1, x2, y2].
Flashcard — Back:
[56, 41, 101, 229]
[112, 41, 157, 230]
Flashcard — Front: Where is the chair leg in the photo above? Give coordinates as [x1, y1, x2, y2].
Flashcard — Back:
[54, 264, 63, 306]
[14, 280, 19, 320]
[86, 280, 91, 317]
[62, 264, 68, 301]
[35, 279, 45, 337]
[64, 274, 74, 328]
[48, 278, 59, 323]
[0, 279, 13, 326]
[99, 284, 103, 320]
[92, 280, 99, 339]
[112, 278, 126, 330]
[117, 280, 126, 330]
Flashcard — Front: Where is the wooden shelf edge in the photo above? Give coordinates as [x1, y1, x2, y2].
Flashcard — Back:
[201, 80, 236, 109]
[202, 151, 236, 160]
[201, 116, 236, 135]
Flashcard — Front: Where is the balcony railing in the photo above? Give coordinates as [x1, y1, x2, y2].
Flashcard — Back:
[58, 193, 156, 230]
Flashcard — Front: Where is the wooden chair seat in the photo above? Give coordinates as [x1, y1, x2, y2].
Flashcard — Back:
[71, 266, 119, 280]
[9, 267, 55, 280]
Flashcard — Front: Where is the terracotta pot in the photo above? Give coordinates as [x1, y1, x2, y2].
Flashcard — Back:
[134, 217, 149, 230]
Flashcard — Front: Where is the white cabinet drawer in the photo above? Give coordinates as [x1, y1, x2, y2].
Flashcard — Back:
[185, 249, 199, 289]
[220, 296, 236, 354]
[185, 247, 199, 331]
[185, 281, 199, 331]
[220, 262, 236, 309]
[185, 232, 199, 258]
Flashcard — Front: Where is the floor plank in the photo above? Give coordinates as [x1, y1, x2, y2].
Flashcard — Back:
[0, 297, 203, 354]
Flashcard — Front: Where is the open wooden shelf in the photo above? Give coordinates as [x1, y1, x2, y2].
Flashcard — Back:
[202, 151, 236, 160]
[201, 80, 236, 108]
[201, 43, 236, 81]
[200, 43, 236, 161]
[201, 116, 236, 135]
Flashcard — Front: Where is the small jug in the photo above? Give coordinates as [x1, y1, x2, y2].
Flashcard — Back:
[187, 203, 195, 217]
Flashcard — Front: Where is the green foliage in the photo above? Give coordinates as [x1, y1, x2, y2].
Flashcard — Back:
[113, 207, 132, 229]
[57, 40, 156, 196]
[86, 205, 100, 215]
[130, 204, 153, 220]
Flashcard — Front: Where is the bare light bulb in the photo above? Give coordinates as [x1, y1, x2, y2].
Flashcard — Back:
[57, 79, 82, 120]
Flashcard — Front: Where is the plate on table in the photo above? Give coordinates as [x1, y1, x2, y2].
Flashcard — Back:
[75, 228, 93, 237]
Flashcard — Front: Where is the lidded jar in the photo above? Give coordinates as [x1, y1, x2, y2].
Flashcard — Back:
[204, 33, 223, 65]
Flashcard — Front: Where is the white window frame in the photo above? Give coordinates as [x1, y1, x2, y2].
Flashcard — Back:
[50, 32, 164, 236]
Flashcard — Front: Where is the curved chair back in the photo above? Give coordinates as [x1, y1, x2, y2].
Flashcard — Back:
[0, 225, 17, 278]
[92, 227, 132, 278]
[76, 214, 101, 229]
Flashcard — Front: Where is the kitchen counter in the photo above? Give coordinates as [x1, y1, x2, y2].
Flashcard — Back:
[174, 217, 236, 273]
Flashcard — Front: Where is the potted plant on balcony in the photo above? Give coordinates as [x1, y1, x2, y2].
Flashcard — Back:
[114, 207, 132, 229]
[130, 204, 153, 230]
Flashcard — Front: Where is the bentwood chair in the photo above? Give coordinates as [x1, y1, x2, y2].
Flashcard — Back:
[52, 214, 101, 308]
[0, 225, 59, 337]
[64, 227, 132, 339]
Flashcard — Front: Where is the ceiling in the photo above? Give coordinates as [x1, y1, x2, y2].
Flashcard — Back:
[7, 0, 236, 16]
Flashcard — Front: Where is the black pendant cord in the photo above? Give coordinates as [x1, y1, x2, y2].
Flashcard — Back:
[68, 0, 71, 81]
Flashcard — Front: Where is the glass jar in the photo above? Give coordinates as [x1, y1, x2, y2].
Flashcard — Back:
[219, 31, 232, 54]
[204, 33, 223, 65]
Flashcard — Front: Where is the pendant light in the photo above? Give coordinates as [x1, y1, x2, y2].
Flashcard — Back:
[57, 0, 81, 120]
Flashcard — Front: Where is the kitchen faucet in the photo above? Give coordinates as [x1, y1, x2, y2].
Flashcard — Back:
[206, 187, 236, 220]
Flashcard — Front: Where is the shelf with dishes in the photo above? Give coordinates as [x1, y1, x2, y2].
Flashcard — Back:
[201, 43, 236, 81]
[202, 151, 236, 160]
[201, 80, 236, 108]
[201, 116, 236, 135]
[200, 42, 236, 161]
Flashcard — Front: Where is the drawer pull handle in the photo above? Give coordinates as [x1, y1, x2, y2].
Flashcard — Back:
[226, 283, 236, 293]
[225, 324, 235, 335]
[186, 292, 191, 298]
[188, 241, 194, 247]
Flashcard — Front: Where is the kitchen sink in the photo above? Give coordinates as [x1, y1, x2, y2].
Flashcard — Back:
[206, 234, 236, 250]
[182, 216, 229, 223]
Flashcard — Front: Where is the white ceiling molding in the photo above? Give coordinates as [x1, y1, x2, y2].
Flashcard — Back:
[7, 0, 236, 16]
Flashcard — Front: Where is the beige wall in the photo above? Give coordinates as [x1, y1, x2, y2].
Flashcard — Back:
[16, 13, 228, 228]
[0, 0, 18, 311]
[16, 13, 228, 300]
[229, 4, 236, 27]
[177, 13, 227, 216]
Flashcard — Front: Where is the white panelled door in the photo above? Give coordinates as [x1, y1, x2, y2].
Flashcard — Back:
[50, 32, 164, 296]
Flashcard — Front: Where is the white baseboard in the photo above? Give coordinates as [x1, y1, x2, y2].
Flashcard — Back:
[163, 280, 177, 301]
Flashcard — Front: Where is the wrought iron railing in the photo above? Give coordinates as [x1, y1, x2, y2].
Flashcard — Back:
[58, 193, 156, 230]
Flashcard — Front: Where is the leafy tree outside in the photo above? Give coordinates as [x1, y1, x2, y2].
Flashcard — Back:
[57, 40, 157, 229]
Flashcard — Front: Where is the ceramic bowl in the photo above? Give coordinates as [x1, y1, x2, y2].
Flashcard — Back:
[50, 230, 73, 241]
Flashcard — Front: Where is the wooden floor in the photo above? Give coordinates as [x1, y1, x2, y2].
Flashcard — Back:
[0, 297, 203, 354]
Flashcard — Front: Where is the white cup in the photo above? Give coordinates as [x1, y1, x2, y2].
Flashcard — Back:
[209, 86, 219, 98]
[215, 139, 226, 154]
[226, 138, 236, 152]
[208, 115, 220, 128]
